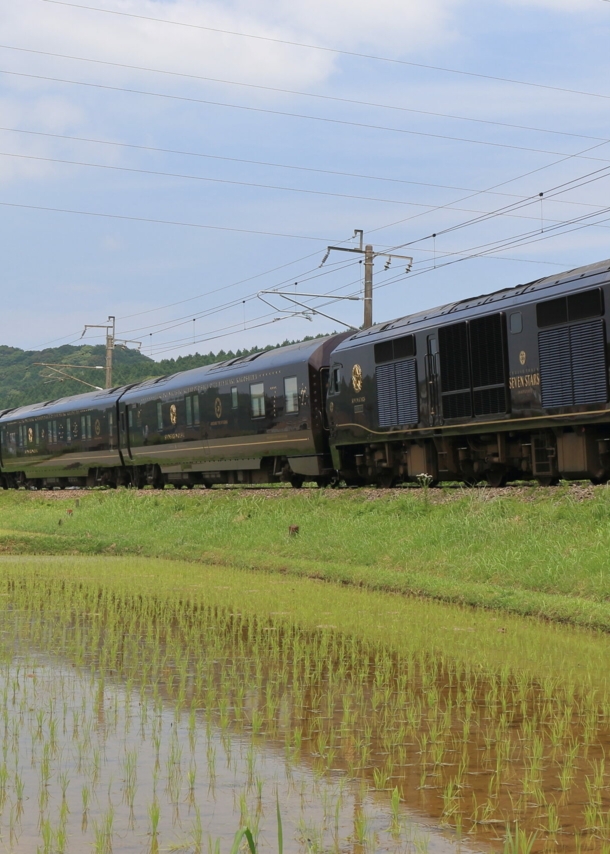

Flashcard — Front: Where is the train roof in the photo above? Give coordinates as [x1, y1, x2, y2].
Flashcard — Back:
[0, 335, 350, 419]
[0, 385, 132, 423]
[122, 334, 347, 402]
[333, 257, 610, 354]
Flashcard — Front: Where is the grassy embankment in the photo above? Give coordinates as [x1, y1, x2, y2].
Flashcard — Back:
[2, 484, 610, 630]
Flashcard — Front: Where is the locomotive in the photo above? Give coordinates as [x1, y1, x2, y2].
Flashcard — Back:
[2, 257, 610, 489]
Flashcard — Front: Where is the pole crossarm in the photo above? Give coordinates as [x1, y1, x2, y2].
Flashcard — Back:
[80, 315, 141, 388]
[319, 229, 413, 328]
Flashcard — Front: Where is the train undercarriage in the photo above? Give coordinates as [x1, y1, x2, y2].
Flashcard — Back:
[335, 424, 610, 487]
[0, 456, 335, 491]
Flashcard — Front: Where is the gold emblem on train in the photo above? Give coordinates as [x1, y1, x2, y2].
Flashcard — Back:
[94, 419, 101, 437]
[351, 364, 363, 393]
[214, 397, 222, 419]
[27, 427, 33, 443]
[170, 404, 177, 425]
[519, 350, 526, 365]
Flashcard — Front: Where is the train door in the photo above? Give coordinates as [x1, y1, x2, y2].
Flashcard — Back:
[320, 367, 330, 430]
[118, 402, 132, 460]
[425, 334, 441, 426]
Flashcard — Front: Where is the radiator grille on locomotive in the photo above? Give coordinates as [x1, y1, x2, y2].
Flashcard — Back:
[539, 318, 608, 408]
[438, 314, 508, 420]
[376, 359, 418, 427]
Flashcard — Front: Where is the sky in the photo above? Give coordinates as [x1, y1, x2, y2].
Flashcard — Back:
[1, 0, 610, 359]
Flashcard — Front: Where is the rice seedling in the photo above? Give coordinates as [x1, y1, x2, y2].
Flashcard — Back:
[0, 553, 609, 852]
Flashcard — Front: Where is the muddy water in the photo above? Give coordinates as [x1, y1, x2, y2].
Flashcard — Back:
[0, 591, 608, 852]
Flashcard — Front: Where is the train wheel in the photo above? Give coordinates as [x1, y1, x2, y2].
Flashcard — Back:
[485, 468, 506, 488]
[536, 476, 559, 487]
[290, 475, 304, 489]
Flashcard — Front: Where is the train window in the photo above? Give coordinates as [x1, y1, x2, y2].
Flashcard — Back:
[509, 312, 522, 333]
[193, 395, 200, 425]
[394, 335, 416, 359]
[186, 396, 193, 427]
[250, 383, 265, 418]
[128, 409, 133, 430]
[81, 416, 86, 440]
[537, 289, 603, 328]
[157, 402, 163, 431]
[52, 421, 57, 443]
[284, 377, 299, 413]
[87, 415, 92, 440]
[568, 288, 603, 321]
[374, 335, 415, 364]
[231, 387, 239, 409]
[35, 423, 39, 445]
[537, 297, 568, 328]
[374, 340, 394, 364]
[66, 418, 72, 442]
[330, 366, 342, 394]
[109, 410, 114, 437]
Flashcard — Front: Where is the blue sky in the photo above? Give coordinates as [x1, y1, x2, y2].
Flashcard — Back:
[1, 0, 610, 359]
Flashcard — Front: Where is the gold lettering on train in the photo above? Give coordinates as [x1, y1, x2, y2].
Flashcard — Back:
[508, 372, 540, 390]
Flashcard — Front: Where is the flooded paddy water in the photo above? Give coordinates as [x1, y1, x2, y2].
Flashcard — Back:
[0, 555, 609, 853]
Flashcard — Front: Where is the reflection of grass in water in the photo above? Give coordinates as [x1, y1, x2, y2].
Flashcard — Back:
[1, 555, 610, 851]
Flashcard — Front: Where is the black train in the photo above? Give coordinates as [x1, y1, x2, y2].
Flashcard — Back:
[1, 258, 610, 489]
[328, 257, 610, 486]
[0, 336, 346, 489]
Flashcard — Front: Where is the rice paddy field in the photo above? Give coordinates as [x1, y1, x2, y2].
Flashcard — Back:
[1, 486, 610, 851]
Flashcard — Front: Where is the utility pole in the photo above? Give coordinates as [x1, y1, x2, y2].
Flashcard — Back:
[320, 229, 413, 329]
[364, 243, 374, 329]
[81, 316, 141, 388]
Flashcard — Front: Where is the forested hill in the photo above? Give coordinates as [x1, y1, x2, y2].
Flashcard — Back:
[0, 335, 328, 410]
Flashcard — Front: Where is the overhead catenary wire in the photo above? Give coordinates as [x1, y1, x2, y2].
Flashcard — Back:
[2, 125, 605, 211]
[42, 0, 610, 103]
[4, 68, 610, 163]
[365, 138, 610, 242]
[0, 200, 338, 241]
[0, 43, 606, 145]
[118, 257, 361, 338]
[378, 161, 610, 254]
[15, 2, 608, 354]
[4, 149, 601, 226]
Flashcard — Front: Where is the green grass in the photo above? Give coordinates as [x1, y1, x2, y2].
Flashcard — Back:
[2, 553, 609, 690]
[2, 484, 610, 629]
[5, 553, 610, 852]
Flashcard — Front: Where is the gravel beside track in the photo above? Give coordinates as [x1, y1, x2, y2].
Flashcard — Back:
[12, 481, 603, 504]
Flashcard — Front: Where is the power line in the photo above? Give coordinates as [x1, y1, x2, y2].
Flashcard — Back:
[4, 68, 610, 163]
[2, 125, 603, 211]
[42, 0, 610, 102]
[366, 138, 610, 242]
[2, 149, 592, 226]
[383, 162, 610, 252]
[119, 258, 361, 337]
[0, 199, 337, 241]
[0, 43, 605, 144]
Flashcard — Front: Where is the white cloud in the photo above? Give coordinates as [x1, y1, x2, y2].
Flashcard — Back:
[0, 0, 465, 94]
[500, 0, 602, 10]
